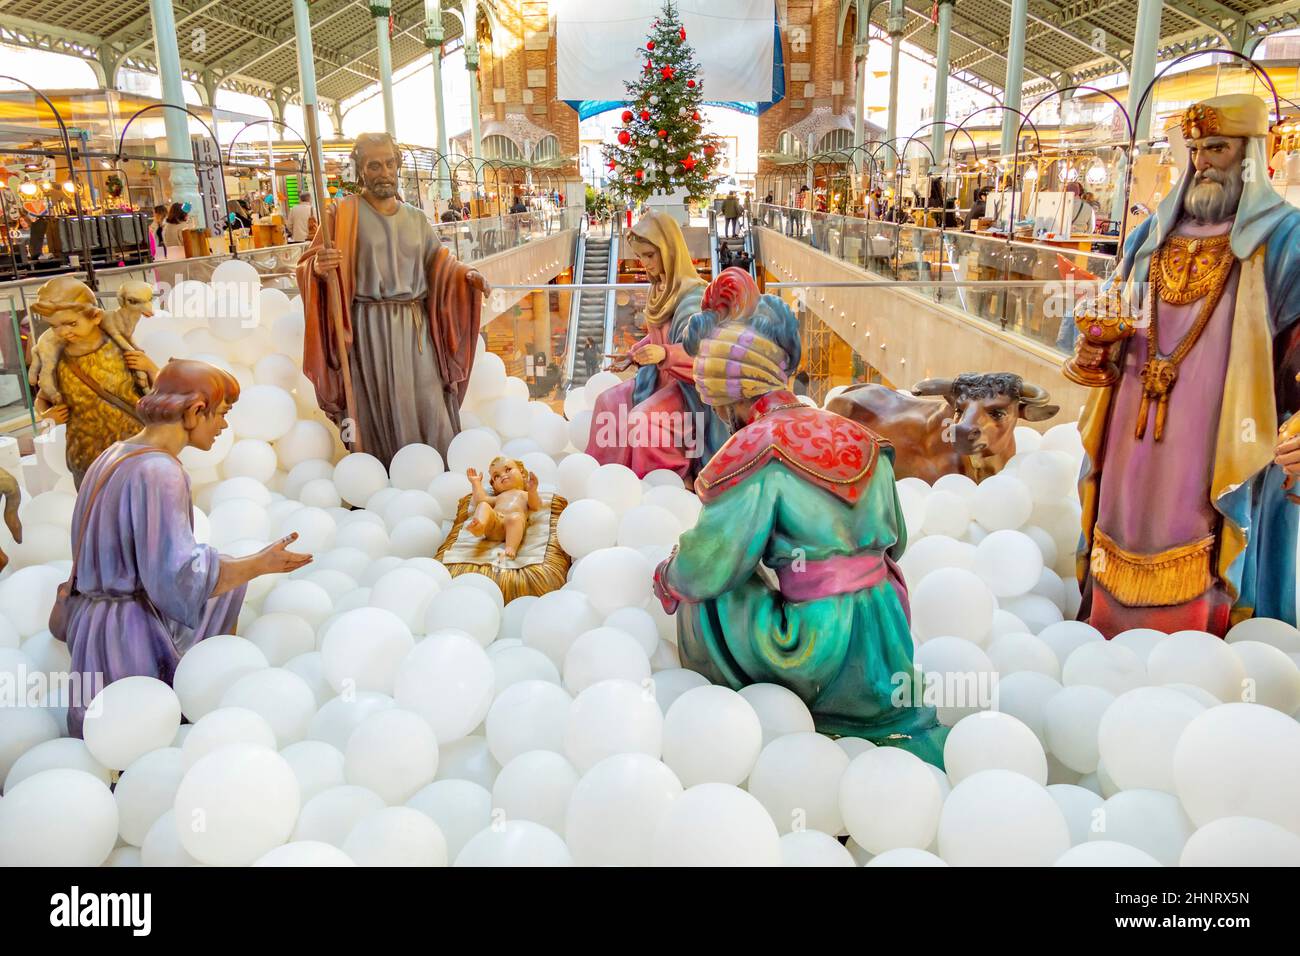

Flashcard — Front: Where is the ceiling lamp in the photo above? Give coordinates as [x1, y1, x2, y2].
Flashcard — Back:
[61, 181, 76, 194]
[40, 180, 53, 191]
[1086, 161, 1107, 185]
[19, 181, 38, 196]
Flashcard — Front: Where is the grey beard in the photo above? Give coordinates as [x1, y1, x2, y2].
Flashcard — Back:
[364, 180, 398, 199]
[1182, 172, 1243, 223]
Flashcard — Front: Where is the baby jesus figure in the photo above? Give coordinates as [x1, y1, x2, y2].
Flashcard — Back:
[466, 456, 542, 559]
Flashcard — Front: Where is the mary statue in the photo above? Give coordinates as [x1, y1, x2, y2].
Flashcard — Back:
[585, 212, 730, 479]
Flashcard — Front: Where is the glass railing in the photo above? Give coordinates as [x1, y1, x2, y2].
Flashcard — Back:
[433, 206, 584, 261]
[754, 203, 1114, 353]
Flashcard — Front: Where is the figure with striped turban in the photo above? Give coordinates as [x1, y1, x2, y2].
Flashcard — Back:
[653, 268, 947, 766]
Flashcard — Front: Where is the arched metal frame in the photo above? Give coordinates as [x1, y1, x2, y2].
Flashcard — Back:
[116, 103, 230, 259]
[1015, 85, 1134, 255]
[1132, 49, 1282, 143]
[224, 119, 313, 250]
[0, 74, 96, 286]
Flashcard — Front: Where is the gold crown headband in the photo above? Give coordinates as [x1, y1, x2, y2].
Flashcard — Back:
[1181, 104, 1220, 141]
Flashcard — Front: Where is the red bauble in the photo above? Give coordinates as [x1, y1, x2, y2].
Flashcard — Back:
[661, 66, 675, 81]
[647, 41, 655, 51]
[692, 111, 700, 121]
[640, 110, 650, 121]
[635, 169, 645, 180]
[704, 145, 716, 158]
[607, 160, 616, 170]
[658, 129, 668, 138]
[680, 27, 686, 41]
[621, 109, 633, 123]
[617, 129, 631, 145]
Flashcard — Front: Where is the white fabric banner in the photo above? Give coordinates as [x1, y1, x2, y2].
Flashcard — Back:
[554, 0, 774, 103]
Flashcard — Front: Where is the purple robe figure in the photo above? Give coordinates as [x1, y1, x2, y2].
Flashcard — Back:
[64, 442, 245, 737]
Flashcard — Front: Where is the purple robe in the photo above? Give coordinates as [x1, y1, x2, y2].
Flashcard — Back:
[64, 442, 245, 737]
[1090, 218, 1237, 634]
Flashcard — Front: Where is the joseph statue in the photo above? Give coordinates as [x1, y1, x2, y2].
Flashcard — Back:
[1074, 95, 1300, 637]
[296, 132, 490, 466]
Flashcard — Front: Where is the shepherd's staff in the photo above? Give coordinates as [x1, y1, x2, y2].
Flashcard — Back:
[294, 0, 361, 452]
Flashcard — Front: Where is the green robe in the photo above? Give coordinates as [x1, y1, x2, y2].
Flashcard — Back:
[664, 450, 948, 767]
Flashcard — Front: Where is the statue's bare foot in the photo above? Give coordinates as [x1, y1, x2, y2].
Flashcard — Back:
[503, 546, 518, 559]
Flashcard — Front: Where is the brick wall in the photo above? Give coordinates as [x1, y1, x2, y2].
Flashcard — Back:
[476, 0, 579, 177]
[757, 0, 859, 177]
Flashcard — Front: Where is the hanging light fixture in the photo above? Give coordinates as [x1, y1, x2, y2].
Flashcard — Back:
[19, 181, 38, 196]
[61, 181, 76, 195]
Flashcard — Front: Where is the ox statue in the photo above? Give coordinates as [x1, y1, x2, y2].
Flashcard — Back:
[826, 372, 1060, 483]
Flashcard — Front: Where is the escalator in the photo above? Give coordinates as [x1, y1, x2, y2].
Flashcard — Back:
[567, 234, 616, 388]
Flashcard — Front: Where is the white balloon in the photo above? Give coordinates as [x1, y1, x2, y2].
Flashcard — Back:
[651, 783, 781, 866]
[945, 711, 1047, 785]
[174, 744, 300, 866]
[3, 738, 110, 794]
[748, 732, 849, 836]
[405, 779, 492, 862]
[321, 608, 414, 695]
[332, 453, 389, 508]
[276, 421, 335, 471]
[492, 750, 579, 836]
[1090, 789, 1193, 866]
[586, 464, 643, 515]
[1061, 640, 1146, 695]
[394, 633, 495, 743]
[172, 635, 269, 721]
[447, 429, 502, 476]
[661, 686, 763, 788]
[453, 819, 572, 866]
[975, 530, 1044, 597]
[937, 768, 1070, 866]
[1179, 816, 1300, 866]
[228, 385, 297, 442]
[522, 590, 603, 667]
[911, 568, 995, 645]
[424, 587, 500, 647]
[1172, 702, 1300, 834]
[485, 680, 572, 766]
[1053, 841, 1161, 866]
[563, 627, 651, 694]
[292, 785, 386, 847]
[343, 806, 448, 866]
[557, 498, 619, 558]
[253, 841, 355, 867]
[840, 746, 942, 853]
[1147, 630, 1247, 702]
[0, 769, 118, 866]
[1047, 783, 1105, 846]
[389, 444, 445, 490]
[279, 740, 346, 804]
[1044, 685, 1114, 774]
[113, 748, 185, 847]
[565, 678, 664, 772]
[779, 829, 857, 867]
[556, 452, 599, 501]
[737, 683, 816, 747]
[219, 668, 317, 748]
[344, 709, 440, 805]
[81, 676, 181, 771]
[180, 706, 277, 769]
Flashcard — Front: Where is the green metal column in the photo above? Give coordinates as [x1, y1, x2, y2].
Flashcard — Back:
[1000, 0, 1027, 157]
[425, 0, 450, 190]
[149, 0, 203, 225]
[930, 0, 955, 167]
[371, 1, 397, 137]
[1126, 0, 1162, 144]
[292, 0, 329, 215]
[885, 0, 904, 171]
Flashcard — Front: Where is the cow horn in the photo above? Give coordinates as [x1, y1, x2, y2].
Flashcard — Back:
[1019, 382, 1061, 422]
[911, 378, 955, 399]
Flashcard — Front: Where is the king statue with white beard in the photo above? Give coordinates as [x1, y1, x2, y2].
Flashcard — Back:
[1073, 94, 1300, 638]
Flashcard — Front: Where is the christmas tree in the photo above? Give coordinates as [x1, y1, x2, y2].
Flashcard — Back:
[601, 0, 724, 202]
